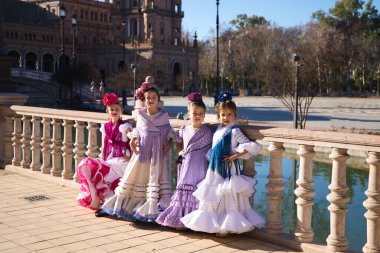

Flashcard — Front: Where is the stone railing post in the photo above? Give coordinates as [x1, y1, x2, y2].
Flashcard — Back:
[266, 142, 285, 235]
[363, 151, 380, 253]
[85, 122, 99, 158]
[243, 156, 257, 206]
[326, 148, 350, 252]
[40, 117, 52, 174]
[50, 118, 62, 177]
[30, 116, 41, 171]
[3, 111, 13, 166]
[73, 121, 86, 182]
[61, 119, 74, 179]
[21, 115, 32, 168]
[12, 114, 22, 166]
[294, 145, 315, 243]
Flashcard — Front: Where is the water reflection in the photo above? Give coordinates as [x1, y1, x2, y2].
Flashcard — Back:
[254, 155, 368, 252]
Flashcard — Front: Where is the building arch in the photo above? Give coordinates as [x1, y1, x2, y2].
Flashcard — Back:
[172, 61, 181, 91]
[7, 50, 21, 67]
[25, 52, 38, 70]
[42, 53, 54, 73]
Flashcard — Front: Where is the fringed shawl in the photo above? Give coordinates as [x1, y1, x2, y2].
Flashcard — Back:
[103, 119, 130, 160]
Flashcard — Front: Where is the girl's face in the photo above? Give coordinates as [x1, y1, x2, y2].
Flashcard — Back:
[219, 108, 236, 126]
[144, 91, 159, 109]
[189, 105, 205, 127]
[107, 104, 122, 120]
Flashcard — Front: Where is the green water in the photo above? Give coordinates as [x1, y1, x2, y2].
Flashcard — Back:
[253, 155, 368, 252]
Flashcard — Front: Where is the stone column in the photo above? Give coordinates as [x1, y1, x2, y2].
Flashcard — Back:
[40, 117, 52, 174]
[30, 116, 41, 171]
[21, 115, 32, 168]
[326, 148, 350, 252]
[266, 142, 285, 235]
[85, 122, 99, 158]
[243, 156, 256, 206]
[294, 145, 315, 243]
[50, 118, 62, 177]
[3, 111, 13, 166]
[363, 151, 380, 253]
[61, 120, 74, 179]
[73, 120, 86, 182]
[11, 114, 22, 166]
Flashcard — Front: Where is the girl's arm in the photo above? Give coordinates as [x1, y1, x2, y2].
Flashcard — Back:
[130, 137, 138, 155]
[224, 128, 262, 163]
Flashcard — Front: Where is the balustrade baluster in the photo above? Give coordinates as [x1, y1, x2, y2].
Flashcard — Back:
[363, 151, 380, 253]
[326, 148, 350, 252]
[11, 114, 22, 166]
[294, 145, 315, 242]
[266, 142, 285, 235]
[40, 117, 52, 174]
[243, 156, 257, 206]
[30, 116, 41, 171]
[4, 111, 13, 165]
[21, 115, 32, 168]
[50, 118, 62, 176]
[73, 121, 86, 182]
[62, 120, 74, 179]
[85, 122, 99, 158]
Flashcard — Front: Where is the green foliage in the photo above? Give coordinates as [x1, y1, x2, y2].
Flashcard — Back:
[230, 14, 269, 30]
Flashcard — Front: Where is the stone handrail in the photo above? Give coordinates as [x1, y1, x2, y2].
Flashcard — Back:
[11, 68, 53, 82]
[4, 105, 380, 253]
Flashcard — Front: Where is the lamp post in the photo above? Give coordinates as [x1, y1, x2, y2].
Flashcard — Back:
[131, 63, 137, 106]
[182, 47, 186, 96]
[292, 54, 300, 129]
[59, 4, 67, 70]
[121, 20, 127, 109]
[71, 13, 77, 65]
[214, 0, 220, 104]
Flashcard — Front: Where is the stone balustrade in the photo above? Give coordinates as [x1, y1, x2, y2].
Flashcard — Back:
[4, 105, 380, 253]
[11, 68, 53, 82]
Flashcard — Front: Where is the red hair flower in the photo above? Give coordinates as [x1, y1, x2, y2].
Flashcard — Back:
[102, 93, 119, 107]
[135, 82, 152, 102]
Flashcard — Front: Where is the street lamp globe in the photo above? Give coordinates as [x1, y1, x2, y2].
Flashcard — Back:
[59, 5, 67, 19]
[71, 13, 77, 26]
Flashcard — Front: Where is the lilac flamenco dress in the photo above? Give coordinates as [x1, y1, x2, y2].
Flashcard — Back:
[156, 125, 212, 228]
[181, 123, 265, 234]
[77, 119, 132, 210]
[101, 108, 173, 222]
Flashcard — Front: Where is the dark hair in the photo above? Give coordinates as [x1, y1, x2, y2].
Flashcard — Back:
[143, 86, 160, 101]
[217, 101, 237, 119]
[188, 100, 206, 112]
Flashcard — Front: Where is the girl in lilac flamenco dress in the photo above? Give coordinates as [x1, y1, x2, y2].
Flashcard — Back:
[181, 91, 265, 235]
[77, 93, 132, 210]
[101, 83, 174, 222]
[156, 92, 212, 229]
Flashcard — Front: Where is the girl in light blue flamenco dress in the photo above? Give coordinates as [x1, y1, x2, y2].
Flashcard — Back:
[181, 90, 265, 235]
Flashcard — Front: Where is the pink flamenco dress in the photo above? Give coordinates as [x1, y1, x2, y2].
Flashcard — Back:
[77, 119, 132, 210]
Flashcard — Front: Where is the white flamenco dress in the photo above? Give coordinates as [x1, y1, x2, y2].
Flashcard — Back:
[180, 123, 265, 234]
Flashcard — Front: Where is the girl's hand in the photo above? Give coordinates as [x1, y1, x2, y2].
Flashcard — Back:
[223, 154, 237, 163]
[130, 138, 139, 155]
[163, 143, 171, 155]
[124, 128, 130, 135]
[123, 155, 131, 162]
[178, 150, 184, 156]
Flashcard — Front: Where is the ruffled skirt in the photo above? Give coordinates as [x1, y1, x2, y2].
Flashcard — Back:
[180, 170, 265, 234]
[76, 157, 128, 210]
[101, 155, 172, 222]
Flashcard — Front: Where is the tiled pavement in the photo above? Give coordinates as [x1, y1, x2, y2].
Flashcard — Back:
[0, 169, 297, 253]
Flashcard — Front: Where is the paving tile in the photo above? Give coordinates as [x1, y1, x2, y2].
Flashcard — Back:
[61, 241, 93, 251]
[0, 241, 20, 251]
[23, 241, 56, 251]
[96, 241, 132, 252]
[0, 246, 31, 253]
[172, 242, 206, 252]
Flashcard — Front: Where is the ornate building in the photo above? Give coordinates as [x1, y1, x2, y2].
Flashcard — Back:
[2, 0, 199, 92]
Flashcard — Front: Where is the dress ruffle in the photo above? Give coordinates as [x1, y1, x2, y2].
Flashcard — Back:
[156, 184, 199, 228]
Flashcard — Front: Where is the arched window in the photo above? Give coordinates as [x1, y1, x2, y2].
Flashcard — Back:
[174, 4, 179, 14]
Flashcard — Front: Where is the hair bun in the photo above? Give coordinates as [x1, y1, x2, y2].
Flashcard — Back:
[187, 92, 203, 102]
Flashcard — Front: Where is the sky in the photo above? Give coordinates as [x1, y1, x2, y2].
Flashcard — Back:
[182, 0, 380, 40]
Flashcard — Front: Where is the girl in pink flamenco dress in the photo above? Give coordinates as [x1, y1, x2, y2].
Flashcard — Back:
[77, 93, 133, 211]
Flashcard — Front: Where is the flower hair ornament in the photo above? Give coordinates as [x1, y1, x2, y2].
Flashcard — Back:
[102, 93, 119, 107]
[187, 92, 203, 102]
[135, 82, 152, 102]
[216, 90, 234, 105]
